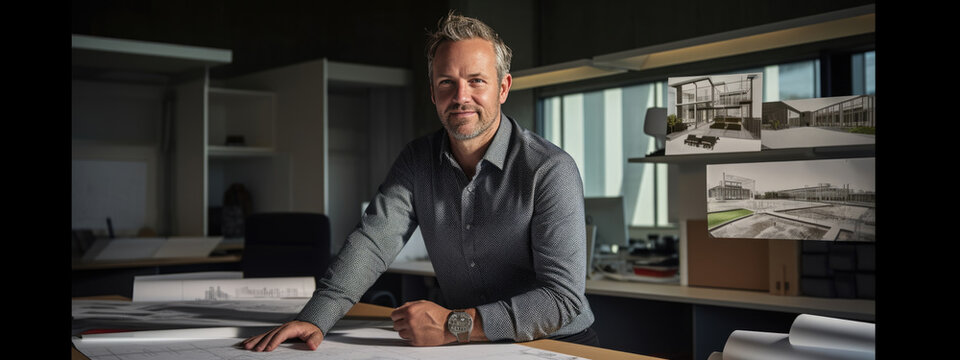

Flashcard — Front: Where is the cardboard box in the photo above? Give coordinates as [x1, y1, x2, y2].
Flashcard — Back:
[686, 219, 769, 291]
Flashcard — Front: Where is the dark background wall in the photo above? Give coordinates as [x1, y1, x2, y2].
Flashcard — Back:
[71, 0, 875, 136]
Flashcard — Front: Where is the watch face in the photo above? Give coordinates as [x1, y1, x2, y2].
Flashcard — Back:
[448, 312, 472, 333]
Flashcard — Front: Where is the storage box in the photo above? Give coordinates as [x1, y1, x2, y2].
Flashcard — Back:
[686, 219, 768, 291]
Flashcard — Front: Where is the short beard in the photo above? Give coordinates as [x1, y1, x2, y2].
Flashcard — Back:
[442, 107, 496, 141]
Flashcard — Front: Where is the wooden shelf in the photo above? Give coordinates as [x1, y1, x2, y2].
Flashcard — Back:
[629, 144, 875, 165]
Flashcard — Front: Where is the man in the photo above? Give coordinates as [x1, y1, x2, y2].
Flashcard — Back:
[243, 12, 595, 352]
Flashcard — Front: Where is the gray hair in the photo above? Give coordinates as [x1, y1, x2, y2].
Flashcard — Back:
[426, 11, 513, 82]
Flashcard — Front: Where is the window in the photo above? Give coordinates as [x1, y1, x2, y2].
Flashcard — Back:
[724, 59, 821, 102]
[852, 50, 876, 95]
[537, 59, 829, 229]
[539, 82, 671, 228]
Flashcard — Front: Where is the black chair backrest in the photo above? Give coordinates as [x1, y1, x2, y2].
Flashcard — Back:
[242, 212, 331, 284]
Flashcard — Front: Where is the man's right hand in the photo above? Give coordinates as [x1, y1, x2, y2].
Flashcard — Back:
[242, 320, 324, 352]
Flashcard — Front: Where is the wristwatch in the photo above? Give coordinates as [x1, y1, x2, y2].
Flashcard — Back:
[446, 310, 473, 343]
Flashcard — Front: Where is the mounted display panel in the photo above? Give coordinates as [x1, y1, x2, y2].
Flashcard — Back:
[761, 95, 876, 149]
[666, 73, 764, 155]
[706, 158, 875, 241]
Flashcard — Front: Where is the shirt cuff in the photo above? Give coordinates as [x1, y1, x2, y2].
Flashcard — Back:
[475, 301, 516, 342]
[294, 294, 351, 335]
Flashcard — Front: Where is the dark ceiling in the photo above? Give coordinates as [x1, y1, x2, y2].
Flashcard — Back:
[71, 0, 450, 79]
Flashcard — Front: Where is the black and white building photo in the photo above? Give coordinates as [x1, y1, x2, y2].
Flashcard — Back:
[706, 158, 876, 241]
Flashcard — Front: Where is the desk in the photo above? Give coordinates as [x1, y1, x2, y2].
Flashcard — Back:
[71, 297, 660, 360]
[71, 254, 243, 298]
[388, 260, 875, 321]
[387, 260, 875, 359]
[71, 240, 244, 270]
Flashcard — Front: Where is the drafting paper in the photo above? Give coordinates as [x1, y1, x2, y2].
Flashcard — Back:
[74, 327, 587, 360]
[722, 330, 873, 360]
[134, 271, 244, 281]
[79, 321, 395, 342]
[71, 299, 309, 335]
[132, 276, 315, 302]
[789, 314, 874, 353]
[721, 314, 874, 360]
[79, 326, 267, 342]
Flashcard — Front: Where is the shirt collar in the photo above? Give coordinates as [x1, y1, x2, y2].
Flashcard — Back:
[439, 112, 512, 172]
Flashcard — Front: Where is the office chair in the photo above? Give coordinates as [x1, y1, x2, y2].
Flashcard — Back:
[242, 212, 332, 284]
[242, 212, 398, 308]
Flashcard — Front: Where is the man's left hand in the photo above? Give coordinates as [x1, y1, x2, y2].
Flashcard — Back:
[390, 300, 456, 346]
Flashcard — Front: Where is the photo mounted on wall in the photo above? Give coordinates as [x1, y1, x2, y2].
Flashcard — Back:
[706, 158, 875, 241]
[666, 73, 763, 155]
[761, 95, 876, 149]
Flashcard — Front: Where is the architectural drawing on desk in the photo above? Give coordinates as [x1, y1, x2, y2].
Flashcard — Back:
[133, 277, 315, 302]
[203, 284, 308, 300]
[666, 73, 763, 155]
[706, 158, 876, 241]
[73, 327, 588, 360]
[761, 95, 876, 149]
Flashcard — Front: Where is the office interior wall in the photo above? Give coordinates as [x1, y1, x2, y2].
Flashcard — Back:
[328, 85, 417, 255]
[328, 89, 373, 254]
[536, 1, 875, 66]
[71, 80, 166, 144]
[71, 0, 874, 154]
[71, 80, 167, 236]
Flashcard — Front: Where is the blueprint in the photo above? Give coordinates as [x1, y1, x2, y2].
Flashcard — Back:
[73, 327, 586, 360]
[132, 276, 315, 302]
[71, 298, 309, 335]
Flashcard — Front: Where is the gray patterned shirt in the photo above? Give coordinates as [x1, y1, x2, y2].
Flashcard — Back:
[296, 113, 594, 342]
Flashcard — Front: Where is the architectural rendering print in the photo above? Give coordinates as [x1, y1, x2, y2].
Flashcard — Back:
[706, 158, 875, 241]
[666, 73, 763, 155]
[761, 95, 876, 149]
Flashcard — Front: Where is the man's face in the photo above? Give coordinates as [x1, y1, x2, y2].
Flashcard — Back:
[430, 38, 511, 141]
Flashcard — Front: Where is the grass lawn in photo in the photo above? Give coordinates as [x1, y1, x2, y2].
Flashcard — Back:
[708, 208, 754, 228]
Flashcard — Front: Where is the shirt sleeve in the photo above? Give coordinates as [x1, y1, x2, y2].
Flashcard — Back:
[475, 151, 589, 342]
[295, 144, 420, 335]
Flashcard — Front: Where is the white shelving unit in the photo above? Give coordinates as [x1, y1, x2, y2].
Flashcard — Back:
[71, 34, 232, 237]
[215, 59, 415, 254]
[205, 86, 289, 233]
[207, 87, 278, 151]
[72, 35, 414, 246]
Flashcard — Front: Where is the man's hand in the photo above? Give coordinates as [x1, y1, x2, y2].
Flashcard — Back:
[242, 320, 324, 352]
[390, 300, 456, 346]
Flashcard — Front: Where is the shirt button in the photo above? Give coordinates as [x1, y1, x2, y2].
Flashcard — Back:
[469, 261, 476, 268]
[465, 224, 472, 230]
